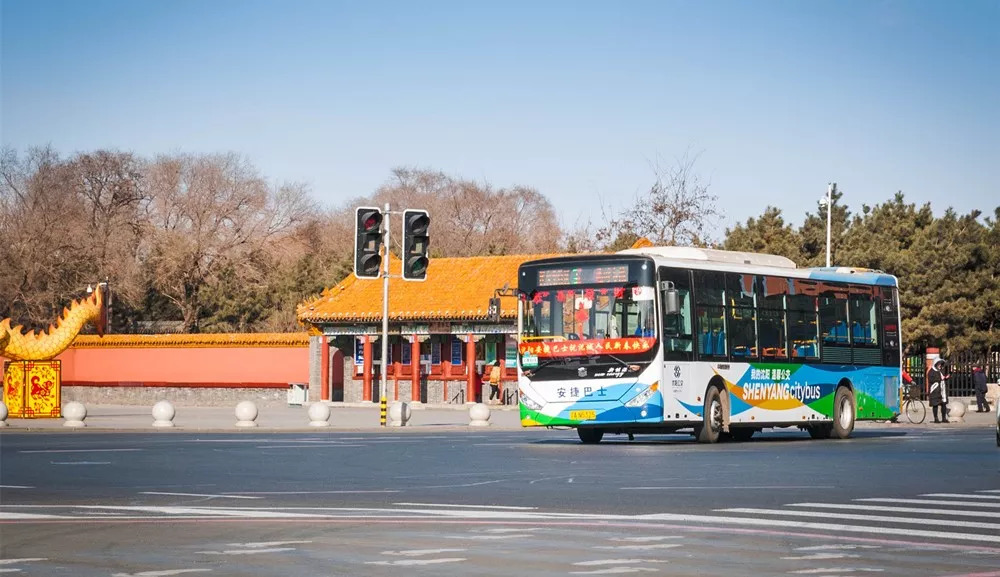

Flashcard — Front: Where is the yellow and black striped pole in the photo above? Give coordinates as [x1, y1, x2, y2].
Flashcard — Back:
[379, 395, 387, 427]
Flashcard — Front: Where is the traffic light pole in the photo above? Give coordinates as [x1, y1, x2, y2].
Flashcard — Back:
[380, 202, 390, 427]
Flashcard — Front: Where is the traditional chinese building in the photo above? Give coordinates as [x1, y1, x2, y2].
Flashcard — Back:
[297, 254, 547, 404]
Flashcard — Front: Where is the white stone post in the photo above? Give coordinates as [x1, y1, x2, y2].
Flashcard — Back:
[469, 402, 491, 427]
[0, 401, 8, 427]
[308, 403, 332, 427]
[235, 401, 259, 428]
[389, 401, 411, 427]
[152, 400, 176, 428]
[63, 401, 87, 428]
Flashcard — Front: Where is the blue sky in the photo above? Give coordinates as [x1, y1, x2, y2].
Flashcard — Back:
[3, 0, 998, 234]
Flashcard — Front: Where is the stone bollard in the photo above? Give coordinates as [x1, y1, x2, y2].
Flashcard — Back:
[307, 403, 331, 427]
[947, 399, 967, 423]
[235, 400, 259, 428]
[63, 401, 87, 428]
[469, 402, 491, 427]
[388, 401, 411, 427]
[0, 401, 8, 427]
[152, 400, 176, 428]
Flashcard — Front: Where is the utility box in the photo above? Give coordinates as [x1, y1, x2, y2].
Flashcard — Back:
[288, 382, 308, 405]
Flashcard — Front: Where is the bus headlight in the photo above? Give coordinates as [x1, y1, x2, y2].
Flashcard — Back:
[519, 390, 543, 411]
[625, 382, 659, 407]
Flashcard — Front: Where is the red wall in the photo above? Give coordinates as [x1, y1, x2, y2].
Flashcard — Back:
[4, 345, 309, 388]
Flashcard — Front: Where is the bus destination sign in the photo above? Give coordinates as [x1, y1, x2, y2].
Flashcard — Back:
[538, 264, 629, 287]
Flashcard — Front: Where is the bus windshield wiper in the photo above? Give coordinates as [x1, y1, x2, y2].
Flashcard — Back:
[603, 353, 641, 372]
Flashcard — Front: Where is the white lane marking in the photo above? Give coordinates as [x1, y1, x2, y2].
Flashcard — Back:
[68, 506, 329, 518]
[0, 559, 47, 565]
[595, 544, 682, 550]
[445, 534, 533, 540]
[141, 492, 262, 500]
[111, 570, 212, 576]
[781, 553, 861, 560]
[418, 480, 504, 489]
[855, 498, 1000, 509]
[720, 507, 1000, 531]
[609, 536, 683, 542]
[574, 559, 669, 566]
[922, 493, 1000, 500]
[366, 558, 466, 566]
[789, 569, 884, 574]
[480, 528, 541, 533]
[236, 490, 399, 495]
[0, 485, 34, 489]
[198, 548, 296, 555]
[226, 541, 312, 548]
[621, 485, 835, 490]
[795, 545, 881, 551]
[393, 502, 537, 510]
[637, 512, 1000, 544]
[0, 512, 69, 519]
[382, 549, 466, 556]
[570, 568, 659, 574]
[21, 448, 142, 454]
[789, 502, 1000, 518]
[254, 444, 366, 449]
[50, 461, 111, 465]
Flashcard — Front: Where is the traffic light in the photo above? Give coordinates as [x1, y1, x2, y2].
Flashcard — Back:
[354, 206, 383, 279]
[401, 209, 430, 281]
[487, 297, 501, 322]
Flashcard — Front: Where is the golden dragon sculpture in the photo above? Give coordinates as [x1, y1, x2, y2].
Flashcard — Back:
[0, 283, 108, 361]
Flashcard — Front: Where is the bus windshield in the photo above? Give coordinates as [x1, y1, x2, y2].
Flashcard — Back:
[518, 258, 659, 377]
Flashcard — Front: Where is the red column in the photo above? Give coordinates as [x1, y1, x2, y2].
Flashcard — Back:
[320, 336, 330, 402]
[465, 334, 477, 403]
[411, 337, 421, 402]
[362, 335, 373, 402]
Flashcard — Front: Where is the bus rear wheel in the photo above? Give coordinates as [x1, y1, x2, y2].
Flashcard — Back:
[578, 428, 604, 444]
[832, 387, 856, 439]
[696, 386, 724, 444]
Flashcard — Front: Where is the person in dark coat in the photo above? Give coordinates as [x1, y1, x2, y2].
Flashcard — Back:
[972, 364, 990, 413]
[927, 359, 950, 423]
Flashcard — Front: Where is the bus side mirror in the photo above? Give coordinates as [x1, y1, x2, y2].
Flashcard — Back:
[659, 281, 680, 315]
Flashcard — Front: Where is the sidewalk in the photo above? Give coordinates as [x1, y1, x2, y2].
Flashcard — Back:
[1, 402, 524, 431]
[1, 401, 994, 432]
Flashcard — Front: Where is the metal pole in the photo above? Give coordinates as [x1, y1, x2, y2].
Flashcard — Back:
[380, 202, 390, 427]
[826, 183, 835, 267]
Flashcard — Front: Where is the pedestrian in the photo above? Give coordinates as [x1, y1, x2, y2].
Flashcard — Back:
[488, 360, 502, 404]
[927, 359, 950, 423]
[972, 363, 990, 413]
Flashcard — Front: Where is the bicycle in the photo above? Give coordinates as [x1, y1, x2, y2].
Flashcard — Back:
[901, 383, 927, 424]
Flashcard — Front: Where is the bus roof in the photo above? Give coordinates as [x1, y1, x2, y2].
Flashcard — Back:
[617, 246, 798, 269]
[518, 246, 898, 287]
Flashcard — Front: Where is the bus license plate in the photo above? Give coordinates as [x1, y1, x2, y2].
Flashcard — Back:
[570, 410, 596, 421]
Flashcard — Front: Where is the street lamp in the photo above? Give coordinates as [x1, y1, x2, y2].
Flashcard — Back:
[819, 183, 837, 267]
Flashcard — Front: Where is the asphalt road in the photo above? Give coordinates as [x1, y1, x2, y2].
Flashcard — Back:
[2, 426, 999, 576]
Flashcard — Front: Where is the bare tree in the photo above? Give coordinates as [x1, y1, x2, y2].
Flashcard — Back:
[371, 167, 563, 257]
[596, 153, 721, 248]
[142, 153, 311, 332]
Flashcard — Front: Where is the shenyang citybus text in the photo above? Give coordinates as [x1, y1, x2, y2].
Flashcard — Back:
[515, 246, 902, 444]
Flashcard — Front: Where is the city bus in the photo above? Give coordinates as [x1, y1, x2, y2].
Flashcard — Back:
[515, 246, 902, 443]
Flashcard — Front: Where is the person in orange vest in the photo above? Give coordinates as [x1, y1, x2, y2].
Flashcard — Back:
[487, 360, 502, 404]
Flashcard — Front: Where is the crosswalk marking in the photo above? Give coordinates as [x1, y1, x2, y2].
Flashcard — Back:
[788, 502, 1000, 518]
[719, 507, 1000, 531]
[855, 497, 1000, 509]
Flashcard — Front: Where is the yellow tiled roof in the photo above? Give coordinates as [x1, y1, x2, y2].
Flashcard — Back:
[297, 253, 568, 324]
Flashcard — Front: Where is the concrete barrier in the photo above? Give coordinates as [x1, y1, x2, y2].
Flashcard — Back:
[307, 403, 331, 427]
[469, 403, 491, 427]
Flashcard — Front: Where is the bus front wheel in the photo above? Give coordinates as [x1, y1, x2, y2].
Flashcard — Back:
[696, 386, 724, 444]
[832, 387, 856, 439]
[578, 428, 604, 444]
